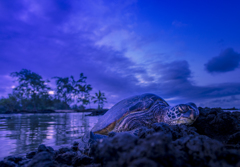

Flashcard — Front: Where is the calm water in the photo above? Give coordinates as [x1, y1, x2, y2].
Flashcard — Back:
[0, 113, 100, 159]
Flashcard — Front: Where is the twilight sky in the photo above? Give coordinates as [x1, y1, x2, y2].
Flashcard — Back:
[1, 0, 240, 108]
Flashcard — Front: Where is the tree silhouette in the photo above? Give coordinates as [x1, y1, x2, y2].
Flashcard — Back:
[91, 90, 107, 109]
[73, 73, 92, 109]
[53, 73, 92, 109]
[52, 76, 74, 109]
[0, 94, 20, 112]
[11, 69, 51, 110]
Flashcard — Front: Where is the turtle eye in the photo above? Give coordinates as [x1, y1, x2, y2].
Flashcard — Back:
[178, 104, 189, 113]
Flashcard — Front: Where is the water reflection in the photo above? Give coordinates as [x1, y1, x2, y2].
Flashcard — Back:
[0, 113, 100, 159]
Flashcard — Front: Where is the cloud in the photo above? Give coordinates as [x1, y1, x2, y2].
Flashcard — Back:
[1, 0, 240, 108]
[147, 60, 240, 107]
[205, 48, 240, 73]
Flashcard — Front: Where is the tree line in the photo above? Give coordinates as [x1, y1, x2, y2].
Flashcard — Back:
[0, 69, 107, 112]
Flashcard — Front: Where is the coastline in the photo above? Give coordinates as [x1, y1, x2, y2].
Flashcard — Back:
[0, 109, 108, 115]
[1, 107, 240, 166]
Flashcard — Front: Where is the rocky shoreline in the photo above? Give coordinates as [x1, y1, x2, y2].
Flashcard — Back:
[85, 109, 108, 116]
[1, 107, 240, 167]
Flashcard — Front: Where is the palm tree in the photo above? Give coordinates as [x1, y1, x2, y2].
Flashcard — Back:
[91, 90, 107, 109]
[74, 73, 92, 107]
[52, 76, 74, 109]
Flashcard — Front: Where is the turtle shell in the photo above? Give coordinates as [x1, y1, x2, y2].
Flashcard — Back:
[91, 93, 169, 135]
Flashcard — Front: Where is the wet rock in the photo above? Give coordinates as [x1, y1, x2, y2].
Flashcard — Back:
[171, 124, 199, 140]
[26, 151, 37, 159]
[38, 144, 47, 152]
[26, 151, 56, 167]
[73, 141, 79, 146]
[89, 117, 240, 167]
[108, 131, 117, 137]
[172, 135, 240, 167]
[137, 126, 155, 138]
[19, 159, 31, 166]
[72, 141, 79, 151]
[129, 158, 158, 167]
[151, 122, 172, 133]
[89, 132, 138, 164]
[216, 149, 240, 166]
[58, 147, 71, 154]
[227, 132, 240, 145]
[72, 155, 93, 166]
[129, 132, 182, 167]
[192, 108, 240, 142]
[0, 160, 17, 167]
[90, 131, 185, 167]
[55, 152, 76, 165]
[47, 146, 54, 152]
[4, 156, 23, 163]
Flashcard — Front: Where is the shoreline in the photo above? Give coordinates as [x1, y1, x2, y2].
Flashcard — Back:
[1, 107, 240, 166]
[0, 109, 108, 115]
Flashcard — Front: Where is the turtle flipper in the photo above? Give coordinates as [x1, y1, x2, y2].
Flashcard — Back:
[88, 131, 108, 145]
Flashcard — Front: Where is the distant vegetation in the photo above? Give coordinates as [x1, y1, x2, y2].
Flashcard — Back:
[199, 107, 239, 111]
[0, 69, 107, 113]
[223, 107, 239, 110]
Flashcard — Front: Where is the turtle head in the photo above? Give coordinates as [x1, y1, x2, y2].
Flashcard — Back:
[165, 102, 199, 125]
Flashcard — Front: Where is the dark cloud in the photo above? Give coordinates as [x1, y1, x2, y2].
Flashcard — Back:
[205, 48, 240, 73]
[147, 61, 240, 107]
[156, 60, 191, 82]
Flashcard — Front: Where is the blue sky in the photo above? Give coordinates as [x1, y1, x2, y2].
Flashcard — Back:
[0, 0, 240, 108]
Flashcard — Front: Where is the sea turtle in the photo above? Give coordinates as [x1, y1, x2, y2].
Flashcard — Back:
[91, 93, 199, 136]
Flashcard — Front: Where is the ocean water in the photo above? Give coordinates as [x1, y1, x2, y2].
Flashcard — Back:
[0, 113, 101, 159]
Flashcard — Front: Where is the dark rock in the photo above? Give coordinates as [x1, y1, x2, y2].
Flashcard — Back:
[72, 155, 93, 166]
[85, 109, 108, 116]
[137, 126, 156, 138]
[4, 156, 23, 163]
[38, 144, 47, 152]
[26, 151, 56, 167]
[192, 108, 240, 142]
[89, 132, 138, 164]
[19, 159, 31, 166]
[58, 147, 71, 154]
[73, 141, 79, 146]
[71, 146, 78, 151]
[47, 146, 54, 152]
[90, 131, 185, 167]
[89, 117, 240, 167]
[26, 151, 37, 159]
[108, 131, 117, 137]
[226, 132, 240, 145]
[55, 152, 76, 165]
[0, 160, 17, 167]
[171, 124, 199, 140]
[216, 149, 240, 165]
[129, 158, 158, 167]
[152, 122, 172, 133]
